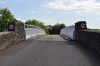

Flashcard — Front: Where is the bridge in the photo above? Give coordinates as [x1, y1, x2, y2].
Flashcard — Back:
[0, 35, 100, 66]
[0, 21, 99, 66]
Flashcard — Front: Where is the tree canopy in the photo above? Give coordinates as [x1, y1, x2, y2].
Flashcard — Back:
[25, 19, 49, 33]
[48, 23, 66, 34]
[0, 8, 16, 31]
[25, 19, 66, 34]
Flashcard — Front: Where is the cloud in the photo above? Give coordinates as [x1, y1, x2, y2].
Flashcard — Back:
[47, 0, 100, 14]
[16, 18, 26, 23]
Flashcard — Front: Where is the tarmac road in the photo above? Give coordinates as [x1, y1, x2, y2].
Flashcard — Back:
[0, 35, 99, 66]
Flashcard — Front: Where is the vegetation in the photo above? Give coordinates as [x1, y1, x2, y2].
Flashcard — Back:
[1, 7, 100, 35]
[25, 20, 66, 34]
[25, 19, 49, 33]
[48, 23, 65, 34]
[0, 8, 16, 31]
[0, 7, 66, 34]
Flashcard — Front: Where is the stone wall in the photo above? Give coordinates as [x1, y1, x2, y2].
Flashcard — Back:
[0, 21, 46, 51]
[15, 22, 25, 39]
[75, 21, 100, 53]
[0, 32, 20, 51]
[0, 21, 25, 51]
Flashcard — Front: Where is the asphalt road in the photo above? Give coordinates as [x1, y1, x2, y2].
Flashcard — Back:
[0, 35, 100, 66]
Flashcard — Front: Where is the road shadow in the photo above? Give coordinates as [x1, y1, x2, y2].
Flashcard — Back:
[64, 40, 100, 66]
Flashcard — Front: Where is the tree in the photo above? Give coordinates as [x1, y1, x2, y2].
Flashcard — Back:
[25, 19, 44, 27]
[0, 8, 15, 31]
[48, 23, 66, 34]
[25, 19, 66, 34]
[48, 25, 53, 34]
[25, 19, 38, 25]
[25, 19, 49, 33]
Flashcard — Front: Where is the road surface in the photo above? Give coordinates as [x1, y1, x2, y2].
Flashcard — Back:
[0, 35, 99, 66]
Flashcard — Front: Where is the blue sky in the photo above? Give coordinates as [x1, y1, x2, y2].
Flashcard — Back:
[0, 0, 100, 29]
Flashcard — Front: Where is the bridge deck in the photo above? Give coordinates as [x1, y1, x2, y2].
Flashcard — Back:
[0, 35, 99, 66]
[33, 35, 67, 41]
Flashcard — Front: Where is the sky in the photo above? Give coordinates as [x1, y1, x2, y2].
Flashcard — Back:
[0, 0, 100, 29]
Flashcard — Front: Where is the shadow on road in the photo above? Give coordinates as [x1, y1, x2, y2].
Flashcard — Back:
[64, 41, 100, 66]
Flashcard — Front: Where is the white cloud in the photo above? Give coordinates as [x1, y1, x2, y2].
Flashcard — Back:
[17, 18, 26, 23]
[47, 0, 100, 14]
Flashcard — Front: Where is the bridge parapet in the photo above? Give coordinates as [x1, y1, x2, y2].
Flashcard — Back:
[60, 21, 87, 40]
[0, 22, 46, 51]
[60, 25, 75, 40]
[75, 22, 100, 52]
[61, 21, 100, 53]
[24, 24, 45, 39]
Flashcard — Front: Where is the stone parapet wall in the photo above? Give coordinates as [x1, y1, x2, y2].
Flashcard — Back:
[60, 21, 100, 53]
[75, 30, 100, 53]
[0, 32, 21, 51]
[15, 22, 25, 39]
[0, 21, 25, 51]
[0, 21, 46, 51]
[75, 21, 100, 53]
